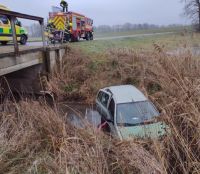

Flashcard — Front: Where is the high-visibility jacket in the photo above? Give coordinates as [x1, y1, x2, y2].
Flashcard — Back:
[60, 1, 68, 8]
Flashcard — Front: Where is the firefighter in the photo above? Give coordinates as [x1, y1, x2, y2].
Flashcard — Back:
[60, 0, 68, 12]
[46, 19, 56, 44]
[64, 20, 71, 41]
[47, 19, 55, 31]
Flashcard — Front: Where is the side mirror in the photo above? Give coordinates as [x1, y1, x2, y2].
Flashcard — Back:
[16, 21, 22, 27]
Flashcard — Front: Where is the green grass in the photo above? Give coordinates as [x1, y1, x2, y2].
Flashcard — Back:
[28, 37, 42, 42]
[28, 26, 189, 43]
[71, 32, 200, 56]
[71, 33, 167, 54]
[94, 26, 189, 38]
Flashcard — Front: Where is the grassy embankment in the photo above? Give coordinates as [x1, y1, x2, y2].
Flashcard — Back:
[94, 26, 190, 38]
[50, 31, 200, 103]
[72, 31, 200, 55]
[1, 31, 200, 173]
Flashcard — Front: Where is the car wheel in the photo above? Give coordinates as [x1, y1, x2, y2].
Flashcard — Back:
[20, 35, 27, 45]
[1, 41, 8, 45]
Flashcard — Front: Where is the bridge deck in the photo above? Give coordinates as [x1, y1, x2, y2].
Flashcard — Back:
[0, 43, 68, 55]
[0, 45, 43, 58]
[0, 43, 68, 76]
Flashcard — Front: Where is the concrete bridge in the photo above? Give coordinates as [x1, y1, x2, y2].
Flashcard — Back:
[0, 9, 68, 94]
[0, 45, 68, 94]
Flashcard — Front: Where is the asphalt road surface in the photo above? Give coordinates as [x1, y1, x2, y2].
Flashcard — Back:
[27, 41, 44, 47]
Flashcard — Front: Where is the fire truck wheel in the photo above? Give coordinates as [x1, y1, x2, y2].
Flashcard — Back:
[76, 35, 80, 42]
[90, 33, 94, 40]
[85, 33, 90, 41]
[69, 34, 74, 42]
[50, 39, 55, 44]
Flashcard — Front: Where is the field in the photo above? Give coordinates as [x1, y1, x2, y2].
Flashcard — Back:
[73, 31, 200, 55]
[94, 26, 190, 38]
[28, 26, 189, 43]
[1, 30, 200, 173]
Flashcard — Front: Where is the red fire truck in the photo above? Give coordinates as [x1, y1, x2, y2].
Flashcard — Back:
[49, 11, 93, 42]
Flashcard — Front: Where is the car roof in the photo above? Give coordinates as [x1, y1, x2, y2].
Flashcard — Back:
[0, 5, 10, 11]
[103, 85, 147, 104]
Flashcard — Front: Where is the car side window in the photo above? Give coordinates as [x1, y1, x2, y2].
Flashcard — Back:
[0, 16, 9, 25]
[108, 98, 115, 120]
[98, 91, 110, 107]
[97, 91, 103, 102]
[101, 92, 109, 107]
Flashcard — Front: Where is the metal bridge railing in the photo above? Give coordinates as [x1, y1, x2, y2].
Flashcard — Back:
[0, 9, 45, 56]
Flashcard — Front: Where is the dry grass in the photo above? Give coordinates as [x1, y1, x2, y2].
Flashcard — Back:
[0, 100, 163, 174]
[1, 45, 200, 173]
[47, 46, 200, 173]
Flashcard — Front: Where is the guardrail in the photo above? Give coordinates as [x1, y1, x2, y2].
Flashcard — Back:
[0, 9, 45, 56]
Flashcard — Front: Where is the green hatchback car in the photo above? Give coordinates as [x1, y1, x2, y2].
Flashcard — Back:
[96, 85, 167, 140]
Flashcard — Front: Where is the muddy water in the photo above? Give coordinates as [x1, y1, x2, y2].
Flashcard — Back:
[58, 102, 102, 128]
[168, 47, 200, 56]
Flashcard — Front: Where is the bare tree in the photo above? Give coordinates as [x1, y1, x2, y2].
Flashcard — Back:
[183, 0, 200, 31]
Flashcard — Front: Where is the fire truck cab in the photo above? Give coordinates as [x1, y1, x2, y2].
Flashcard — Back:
[49, 11, 93, 42]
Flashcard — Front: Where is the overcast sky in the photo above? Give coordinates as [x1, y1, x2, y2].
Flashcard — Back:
[1, 0, 188, 26]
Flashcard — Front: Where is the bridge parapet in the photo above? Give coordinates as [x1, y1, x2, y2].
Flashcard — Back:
[0, 8, 69, 94]
[0, 44, 69, 93]
[0, 8, 45, 56]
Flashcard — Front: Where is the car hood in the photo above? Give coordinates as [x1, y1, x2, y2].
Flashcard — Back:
[118, 121, 167, 139]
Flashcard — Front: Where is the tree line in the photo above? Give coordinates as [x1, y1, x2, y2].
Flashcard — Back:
[94, 23, 184, 33]
[183, 0, 200, 31]
[25, 23, 185, 38]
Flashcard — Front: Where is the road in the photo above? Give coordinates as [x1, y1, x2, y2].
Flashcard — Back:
[27, 31, 174, 47]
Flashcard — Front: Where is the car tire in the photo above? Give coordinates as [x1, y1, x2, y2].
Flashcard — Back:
[20, 35, 27, 45]
[1, 41, 8, 45]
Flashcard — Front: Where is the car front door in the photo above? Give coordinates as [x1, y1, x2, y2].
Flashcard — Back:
[15, 19, 21, 40]
[107, 98, 118, 137]
[96, 90, 111, 121]
[0, 15, 11, 41]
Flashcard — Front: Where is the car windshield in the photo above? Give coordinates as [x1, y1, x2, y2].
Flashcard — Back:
[116, 101, 159, 126]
